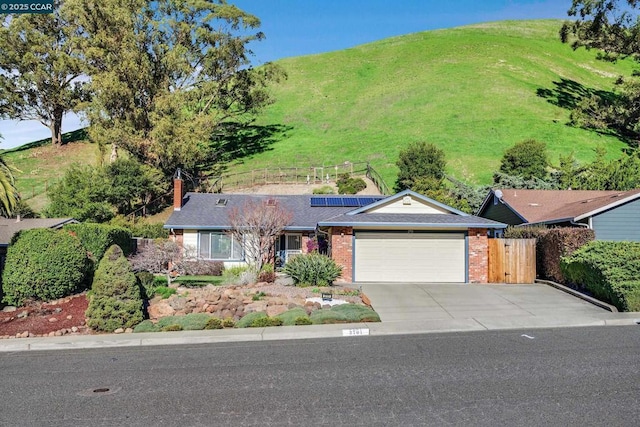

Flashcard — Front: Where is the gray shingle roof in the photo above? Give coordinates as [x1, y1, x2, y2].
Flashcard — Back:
[165, 193, 506, 230]
[164, 193, 377, 230]
[318, 213, 506, 228]
[0, 218, 77, 246]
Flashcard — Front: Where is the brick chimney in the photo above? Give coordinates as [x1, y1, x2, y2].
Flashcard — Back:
[173, 173, 184, 211]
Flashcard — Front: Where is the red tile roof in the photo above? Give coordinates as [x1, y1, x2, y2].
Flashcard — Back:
[495, 188, 640, 224]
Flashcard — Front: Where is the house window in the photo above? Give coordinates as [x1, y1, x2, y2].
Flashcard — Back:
[198, 232, 243, 260]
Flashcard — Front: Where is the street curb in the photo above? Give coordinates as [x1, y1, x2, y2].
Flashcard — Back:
[535, 279, 619, 312]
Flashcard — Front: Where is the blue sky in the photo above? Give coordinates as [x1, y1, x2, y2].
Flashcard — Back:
[0, 0, 572, 149]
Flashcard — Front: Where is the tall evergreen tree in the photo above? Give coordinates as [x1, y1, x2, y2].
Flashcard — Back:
[0, 6, 86, 146]
[64, 0, 284, 175]
[561, 1, 640, 142]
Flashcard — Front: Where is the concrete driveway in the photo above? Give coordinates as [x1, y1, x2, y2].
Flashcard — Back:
[361, 282, 614, 329]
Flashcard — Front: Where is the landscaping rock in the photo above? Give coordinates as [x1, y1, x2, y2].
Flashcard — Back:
[148, 302, 176, 319]
[2, 306, 16, 313]
[114, 328, 124, 334]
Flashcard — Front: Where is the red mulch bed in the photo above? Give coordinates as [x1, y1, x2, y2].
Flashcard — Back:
[0, 294, 90, 338]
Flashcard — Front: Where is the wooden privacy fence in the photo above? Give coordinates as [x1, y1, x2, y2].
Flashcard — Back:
[488, 238, 536, 284]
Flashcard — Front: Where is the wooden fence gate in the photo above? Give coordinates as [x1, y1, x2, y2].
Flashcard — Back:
[488, 239, 536, 283]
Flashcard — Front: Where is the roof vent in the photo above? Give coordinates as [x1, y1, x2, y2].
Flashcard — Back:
[528, 203, 540, 207]
[265, 198, 277, 207]
[216, 198, 227, 206]
[402, 196, 412, 205]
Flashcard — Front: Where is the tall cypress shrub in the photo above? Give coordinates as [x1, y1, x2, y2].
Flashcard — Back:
[85, 245, 144, 332]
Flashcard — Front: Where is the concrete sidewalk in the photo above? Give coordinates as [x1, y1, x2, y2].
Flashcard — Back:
[1, 283, 639, 353]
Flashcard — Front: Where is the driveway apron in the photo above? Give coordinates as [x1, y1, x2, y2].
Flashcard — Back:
[361, 282, 612, 324]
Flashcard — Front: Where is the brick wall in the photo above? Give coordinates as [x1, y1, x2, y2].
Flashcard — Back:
[330, 226, 353, 282]
[468, 228, 489, 283]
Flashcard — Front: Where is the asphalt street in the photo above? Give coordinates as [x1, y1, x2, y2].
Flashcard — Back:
[1, 326, 639, 426]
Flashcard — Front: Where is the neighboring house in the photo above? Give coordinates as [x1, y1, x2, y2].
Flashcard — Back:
[165, 178, 506, 283]
[477, 188, 640, 241]
[0, 217, 78, 267]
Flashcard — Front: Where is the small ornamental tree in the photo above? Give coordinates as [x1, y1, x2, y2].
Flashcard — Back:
[2, 228, 91, 306]
[128, 239, 182, 283]
[85, 245, 144, 332]
[229, 199, 293, 271]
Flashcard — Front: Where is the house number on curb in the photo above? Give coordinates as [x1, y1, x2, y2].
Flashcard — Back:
[342, 328, 370, 336]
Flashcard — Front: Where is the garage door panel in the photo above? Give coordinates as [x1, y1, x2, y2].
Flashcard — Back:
[355, 232, 465, 283]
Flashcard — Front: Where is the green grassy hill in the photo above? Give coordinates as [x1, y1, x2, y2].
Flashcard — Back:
[233, 19, 636, 187]
[2, 130, 101, 211]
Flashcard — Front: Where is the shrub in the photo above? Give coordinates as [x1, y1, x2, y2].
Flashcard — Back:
[394, 141, 446, 192]
[295, 316, 313, 325]
[154, 276, 168, 286]
[179, 260, 224, 276]
[330, 304, 380, 322]
[222, 317, 236, 328]
[250, 316, 283, 327]
[503, 225, 548, 239]
[258, 263, 276, 283]
[65, 223, 133, 263]
[538, 228, 595, 282]
[252, 291, 266, 301]
[85, 245, 144, 332]
[133, 320, 159, 333]
[236, 311, 268, 328]
[161, 324, 183, 332]
[561, 241, 640, 311]
[337, 173, 367, 194]
[156, 313, 212, 330]
[136, 271, 156, 299]
[499, 139, 549, 181]
[283, 253, 342, 286]
[312, 185, 334, 195]
[222, 265, 250, 285]
[205, 317, 223, 330]
[276, 307, 309, 326]
[2, 229, 92, 306]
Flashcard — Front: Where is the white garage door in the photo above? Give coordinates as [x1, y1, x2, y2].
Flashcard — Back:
[354, 232, 466, 282]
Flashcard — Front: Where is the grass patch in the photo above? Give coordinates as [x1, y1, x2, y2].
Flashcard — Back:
[154, 286, 176, 299]
[172, 275, 224, 286]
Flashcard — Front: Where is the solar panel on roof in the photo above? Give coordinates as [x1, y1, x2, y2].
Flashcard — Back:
[342, 197, 359, 207]
[310, 197, 326, 207]
[326, 197, 344, 207]
[357, 197, 376, 206]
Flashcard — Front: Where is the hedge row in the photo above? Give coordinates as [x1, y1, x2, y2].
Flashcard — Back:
[561, 241, 640, 312]
[504, 226, 595, 282]
[2, 224, 134, 306]
[2, 229, 92, 306]
[64, 223, 133, 263]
